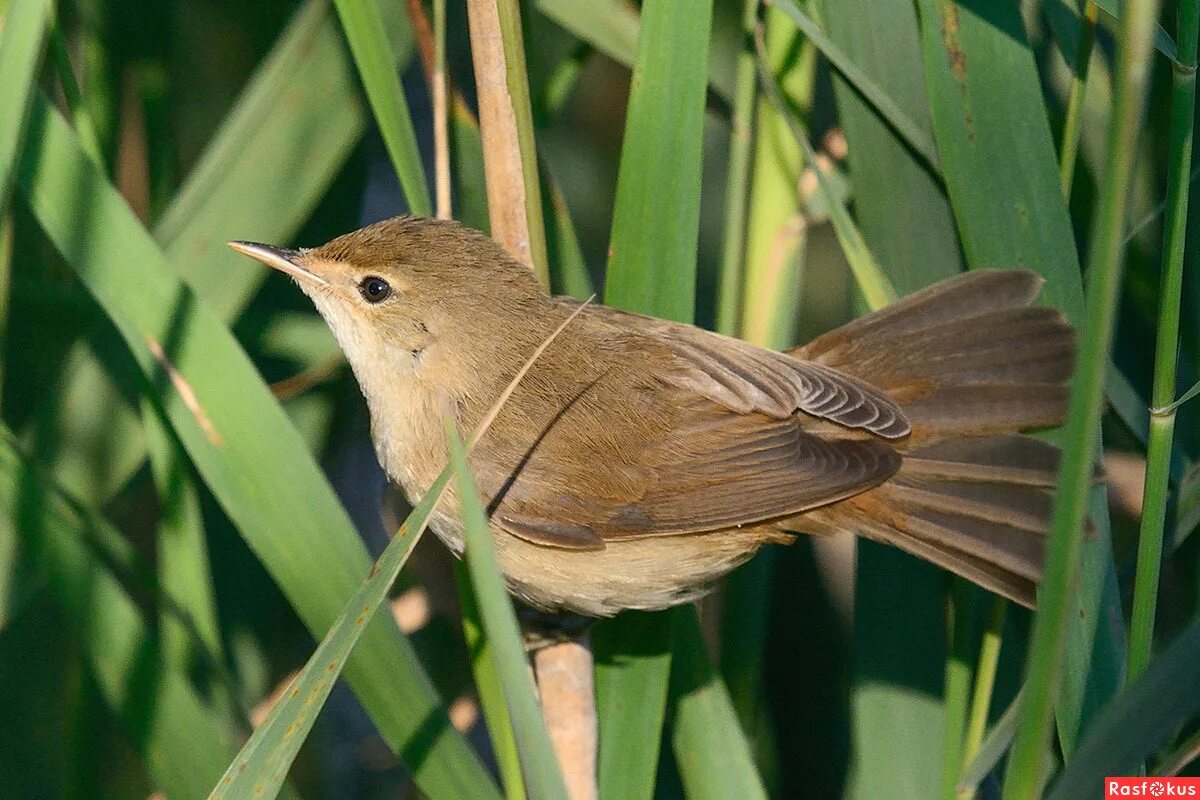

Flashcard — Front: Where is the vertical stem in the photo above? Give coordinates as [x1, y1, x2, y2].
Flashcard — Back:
[1127, 0, 1199, 683]
[942, 584, 976, 800]
[1059, 1, 1098, 196]
[959, 598, 1006, 798]
[535, 639, 598, 800]
[1002, 0, 1162, 795]
[1155, 726, 1200, 776]
[741, 19, 816, 347]
[333, 0, 433, 215]
[457, 565, 528, 800]
[719, 15, 815, 761]
[465, 0, 550, 285]
[0, 211, 10, 405]
[432, 0, 450, 219]
[715, 0, 760, 336]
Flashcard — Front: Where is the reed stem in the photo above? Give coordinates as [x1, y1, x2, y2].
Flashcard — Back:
[1003, 0, 1162, 795]
[942, 584, 976, 800]
[1127, 0, 1199, 683]
[715, 0, 760, 336]
[432, 0, 450, 219]
[1059, 1, 1098, 196]
[959, 598, 1006, 799]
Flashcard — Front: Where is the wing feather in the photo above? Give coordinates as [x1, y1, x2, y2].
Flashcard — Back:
[462, 303, 906, 550]
[575, 303, 911, 438]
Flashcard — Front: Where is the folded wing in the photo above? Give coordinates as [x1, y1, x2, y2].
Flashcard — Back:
[469, 306, 905, 550]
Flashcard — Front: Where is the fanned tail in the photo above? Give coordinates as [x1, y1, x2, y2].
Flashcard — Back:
[796, 270, 1074, 608]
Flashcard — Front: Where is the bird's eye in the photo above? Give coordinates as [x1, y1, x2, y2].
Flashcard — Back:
[358, 276, 392, 303]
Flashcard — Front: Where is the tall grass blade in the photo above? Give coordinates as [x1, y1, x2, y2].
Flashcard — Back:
[1003, 0, 1163, 792]
[820, 2, 967, 796]
[143, 404, 224, 666]
[18, 96, 498, 800]
[771, 0, 940, 172]
[598, 0, 713, 794]
[46, 25, 104, 167]
[0, 0, 53, 213]
[738, 12, 810, 348]
[157, 0, 380, 320]
[960, 597, 1007, 792]
[821, 0, 962, 291]
[714, 0, 759, 336]
[755, 31, 896, 310]
[604, 0, 713, 322]
[534, 0, 734, 100]
[1057, 1, 1099, 196]
[593, 612, 673, 800]
[543, 172, 595, 298]
[670, 607, 768, 800]
[0, 426, 295, 800]
[208, 469, 446, 800]
[941, 584, 976, 800]
[333, 0, 431, 215]
[1047, 621, 1200, 799]
[447, 425, 568, 800]
[959, 690, 1023, 797]
[456, 566, 528, 800]
[913, 0, 1126, 761]
[1128, 0, 1199, 683]
[1091, 0, 1183, 66]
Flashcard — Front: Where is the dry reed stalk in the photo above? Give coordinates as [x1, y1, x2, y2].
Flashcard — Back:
[463, 0, 548, 283]
[534, 636, 599, 800]
[405, 4, 597, 795]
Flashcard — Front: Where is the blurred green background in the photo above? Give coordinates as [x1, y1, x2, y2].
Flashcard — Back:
[0, 0, 1198, 798]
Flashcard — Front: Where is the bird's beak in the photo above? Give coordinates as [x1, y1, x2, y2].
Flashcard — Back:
[227, 241, 328, 286]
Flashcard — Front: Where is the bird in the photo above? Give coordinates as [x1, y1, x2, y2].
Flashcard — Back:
[230, 215, 1074, 618]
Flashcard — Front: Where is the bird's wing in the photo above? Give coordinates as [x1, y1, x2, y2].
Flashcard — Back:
[483, 397, 902, 549]
[575, 303, 911, 438]
[469, 311, 905, 550]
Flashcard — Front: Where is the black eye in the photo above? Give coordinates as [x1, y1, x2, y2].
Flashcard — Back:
[358, 276, 391, 303]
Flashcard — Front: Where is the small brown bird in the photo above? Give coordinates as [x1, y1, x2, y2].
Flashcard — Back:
[231, 216, 1073, 617]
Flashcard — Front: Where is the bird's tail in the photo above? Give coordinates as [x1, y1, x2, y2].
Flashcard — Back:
[794, 270, 1075, 608]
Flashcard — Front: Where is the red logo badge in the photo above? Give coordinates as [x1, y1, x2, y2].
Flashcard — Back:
[1105, 778, 1200, 798]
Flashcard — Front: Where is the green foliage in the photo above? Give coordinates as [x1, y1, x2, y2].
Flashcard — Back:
[209, 467, 445, 800]
[0, 0, 52, 215]
[18, 94, 494, 799]
[332, 0, 430, 215]
[448, 425, 567, 800]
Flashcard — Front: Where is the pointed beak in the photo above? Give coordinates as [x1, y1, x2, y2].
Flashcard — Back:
[227, 241, 328, 286]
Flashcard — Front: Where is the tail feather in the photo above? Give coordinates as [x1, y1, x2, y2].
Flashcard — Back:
[865, 307, 1074, 387]
[899, 384, 1069, 440]
[793, 270, 1073, 442]
[900, 435, 1062, 486]
[796, 269, 1045, 361]
[838, 510, 1040, 607]
[796, 270, 1074, 608]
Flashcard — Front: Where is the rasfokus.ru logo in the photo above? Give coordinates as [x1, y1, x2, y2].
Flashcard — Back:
[1106, 778, 1200, 798]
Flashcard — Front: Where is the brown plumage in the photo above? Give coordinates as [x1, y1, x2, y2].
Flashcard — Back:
[230, 216, 1074, 616]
